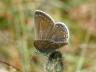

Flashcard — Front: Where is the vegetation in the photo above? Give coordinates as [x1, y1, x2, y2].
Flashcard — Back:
[0, 0, 96, 72]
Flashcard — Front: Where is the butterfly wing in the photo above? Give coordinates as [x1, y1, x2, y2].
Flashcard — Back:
[34, 21, 69, 53]
[34, 10, 55, 40]
[34, 10, 69, 53]
[49, 22, 69, 44]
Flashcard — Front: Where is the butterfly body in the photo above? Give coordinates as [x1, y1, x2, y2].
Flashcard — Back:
[34, 10, 69, 54]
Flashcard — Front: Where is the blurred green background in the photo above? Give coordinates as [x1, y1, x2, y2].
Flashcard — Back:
[0, 0, 96, 72]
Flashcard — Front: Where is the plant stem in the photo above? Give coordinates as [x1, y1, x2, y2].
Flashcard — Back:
[45, 51, 64, 72]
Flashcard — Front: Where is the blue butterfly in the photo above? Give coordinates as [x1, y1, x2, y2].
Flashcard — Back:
[34, 10, 69, 54]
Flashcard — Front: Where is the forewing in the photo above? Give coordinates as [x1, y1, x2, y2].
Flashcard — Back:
[34, 10, 55, 40]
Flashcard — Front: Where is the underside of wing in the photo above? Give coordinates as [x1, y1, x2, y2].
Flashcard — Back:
[49, 22, 69, 44]
[34, 10, 55, 40]
[34, 40, 66, 53]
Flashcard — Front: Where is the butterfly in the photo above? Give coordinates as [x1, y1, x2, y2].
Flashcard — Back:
[33, 10, 69, 54]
